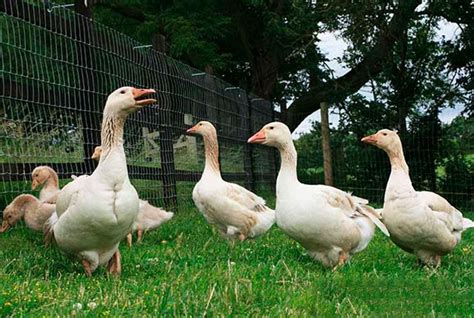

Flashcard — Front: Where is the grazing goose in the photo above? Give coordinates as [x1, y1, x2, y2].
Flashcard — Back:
[45, 87, 156, 276]
[126, 200, 174, 246]
[248, 122, 388, 268]
[32, 166, 60, 204]
[1, 194, 55, 232]
[187, 121, 275, 241]
[362, 129, 473, 266]
[92, 145, 174, 247]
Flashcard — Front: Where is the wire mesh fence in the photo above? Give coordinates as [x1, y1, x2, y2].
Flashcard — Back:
[1, 0, 472, 217]
[295, 113, 473, 211]
[0, 0, 278, 212]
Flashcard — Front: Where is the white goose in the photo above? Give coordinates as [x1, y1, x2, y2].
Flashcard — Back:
[248, 122, 388, 268]
[126, 200, 174, 246]
[45, 86, 156, 276]
[32, 166, 60, 204]
[362, 129, 473, 266]
[187, 121, 275, 241]
[92, 145, 174, 247]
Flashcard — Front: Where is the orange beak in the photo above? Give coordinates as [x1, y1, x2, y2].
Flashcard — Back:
[248, 130, 266, 144]
[132, 88, 157, 106]
[361, 134, 377, 145]
[0, 220, 10, 233]
[32, 179, 39, 190]
[186, 124, 199, 134]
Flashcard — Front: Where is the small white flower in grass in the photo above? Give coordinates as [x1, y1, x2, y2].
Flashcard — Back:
[87, 302, 97, 310]
[146, 257, 159, 263]
[72, 303, 83, 310]
[230, 261, 236, 266]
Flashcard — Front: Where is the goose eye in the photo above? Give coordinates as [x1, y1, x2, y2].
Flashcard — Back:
[120, 90, 126, 94]
[199, 123, 203, 126]
[269, 126, 274, 130]
[382, 133, 387, 136]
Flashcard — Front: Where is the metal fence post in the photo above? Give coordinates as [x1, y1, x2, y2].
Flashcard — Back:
[152, 35, 177, 209]
[75, 1, 101, 174]
[0, 2, 289, 210]
[245, 96, 255, 191]
[159, 113, 178, 209]
[271, 103, 279, 189]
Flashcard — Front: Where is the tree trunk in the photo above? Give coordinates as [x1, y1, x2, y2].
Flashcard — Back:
[285, 0, 421, 131]
[152, 34, 168, 54]
[279, 100, 287, 123]
[204, 64, 214, 75]
[428, 105, 440, 192]
[320, 102, 333, 186]
[250, 48, 279, 100]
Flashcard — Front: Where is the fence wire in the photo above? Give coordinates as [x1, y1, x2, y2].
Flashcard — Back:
[1, 0, 471, 216]
[295, 113, 473, 211]
[0, 0, 278, 212]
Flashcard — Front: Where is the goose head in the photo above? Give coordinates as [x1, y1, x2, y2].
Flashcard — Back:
[103, 86, 156, 117]
[0, 199, 24, 232]
[186, 121, 217, 138]
[31, 166, 56, 190]
[248, 122, 291, 148]
[91, 146, 102, 161]
[361, 129, 402, 153]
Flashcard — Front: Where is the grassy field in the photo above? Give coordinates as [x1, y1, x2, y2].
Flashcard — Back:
[0, 200, 473, 316]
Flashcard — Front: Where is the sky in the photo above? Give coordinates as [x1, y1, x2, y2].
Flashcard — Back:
[292, 20, 463, 138]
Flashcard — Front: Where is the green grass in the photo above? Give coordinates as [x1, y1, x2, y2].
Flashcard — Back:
[0, 201, 473, 316]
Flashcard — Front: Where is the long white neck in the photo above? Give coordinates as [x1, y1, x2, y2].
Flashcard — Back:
[95, 113, 129, 183]
[384, 143, 415, 202]
[202, 132, 221, 178]
[276, 139, 299, 188]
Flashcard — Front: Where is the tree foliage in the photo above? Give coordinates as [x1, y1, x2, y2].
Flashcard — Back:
[73, 1, 473, 130]
[76, 1, 400, 127]
[76, 0, 472, 208]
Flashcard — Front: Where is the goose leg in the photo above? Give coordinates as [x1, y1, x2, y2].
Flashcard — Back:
[433, 255, 441, 268]
[332, 251, 348, 271]
[107, 250, 121, 276]
[417, 250, 441, 268]
[416, 258, 424, 267]
[137, 228, 143, 243]
[338, 252, 348, 266]
[82, 260, 92, 277]
[126, 233, 133, 247]
[427, 255, 441, 269]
